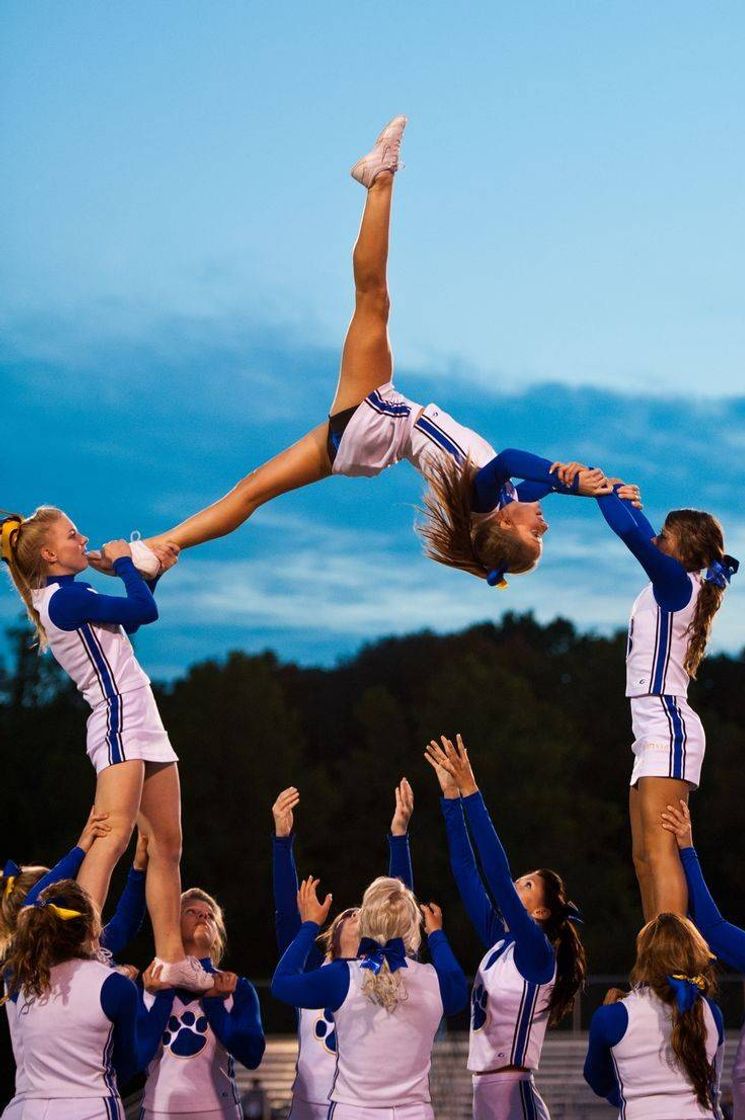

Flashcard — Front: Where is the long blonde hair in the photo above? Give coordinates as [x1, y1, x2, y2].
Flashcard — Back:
[1, 506, 65, 648]
[358, 876, 422, 1013]
[631, 913, 718, 1110]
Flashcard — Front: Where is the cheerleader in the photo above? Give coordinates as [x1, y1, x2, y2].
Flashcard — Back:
[2, 827, 151, 1120]
[272, 874, 468, 1120]
[425, 735, 586, 1120]
[0, 509, 211, 991]
[591, 484, 738, 918]
[584, 912, 723, 1118]
[663, 798, 745, 1117]
[5, 879, 175, 1120]
[271, 780, 414, 1120]
[140, 887, 265, 1120]
[100, 118, 635, 590]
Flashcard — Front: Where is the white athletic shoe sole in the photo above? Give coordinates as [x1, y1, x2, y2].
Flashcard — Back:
[155, 956, 215, 991]
[350, 115, 408, 188]
[129, 536, 161, 579]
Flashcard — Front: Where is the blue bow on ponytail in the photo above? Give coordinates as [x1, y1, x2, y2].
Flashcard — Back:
[703, 554, 739, 589]
[486, 567, 508, 589]
[563, 901, 585, 926]
[667, 973, 705, 1013]
[358, 937, 408, 975]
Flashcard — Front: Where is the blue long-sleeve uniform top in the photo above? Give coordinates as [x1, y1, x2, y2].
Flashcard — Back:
[271, 920, 468, 1017]
[47, 556, 158, 635]
[441, 793, 555, 985]
[22, 847, 146, 958]
[681, 846, 745, 970]
[272, 831, 414, 961]
[584, 994, 724, 1105]
[193, 958, 265, 1070]
[100, 973, 174, 1086]
[471, 449, 584, 514]
[596, 491, 692, 611]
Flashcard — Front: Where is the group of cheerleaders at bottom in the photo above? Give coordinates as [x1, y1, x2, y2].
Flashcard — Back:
[2, 738, 744, 1120]
[1, 116, 742, 1120]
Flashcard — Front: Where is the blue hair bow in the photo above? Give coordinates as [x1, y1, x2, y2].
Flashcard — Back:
[3, 859, 21, 879]
[486, 567, 508, 589]
[703, 554, 739, 589]
[358, 937, 408, 975]
[667, 973, 705, 1013]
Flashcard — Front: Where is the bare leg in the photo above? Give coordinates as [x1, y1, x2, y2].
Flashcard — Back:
[629, 785, 655, 922]
[637, 776, 690, 917]
[147, 174, 396, 553]
[77, 761, 144, 910]
[137, 762, 185, 962]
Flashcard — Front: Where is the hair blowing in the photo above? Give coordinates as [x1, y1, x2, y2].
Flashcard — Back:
[358, 876, 422, 1013]
[2, 506, 64, 649]
[663, 509, 727, 679]
[418, 458, 539, 580]
[631, 913, 717, 1110]
[536, 869, 587, 1028]
[6, 879, 101, 1001]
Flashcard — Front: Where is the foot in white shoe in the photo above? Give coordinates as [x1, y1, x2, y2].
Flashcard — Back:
[155, 956, 214, 992]
[350, 115, 408, 188]
[129, 534, 161, 579]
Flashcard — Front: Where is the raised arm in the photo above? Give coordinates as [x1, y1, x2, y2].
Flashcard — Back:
[425, 741, 505, 948]
[472, 451, 610, 513]
[421, 903, 469, 1016]
[202, 976, 266, 1070]
[271, 877, 350, 1010]
[23, 808, 112, 907]
[388, 778, 414, 890]
[48, 553, 158, 634]
[272, 787, 302, 954]
[596, 491, 691, 610]
[662, 800, 745, 970]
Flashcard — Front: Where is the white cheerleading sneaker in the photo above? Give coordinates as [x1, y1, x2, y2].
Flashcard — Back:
[350, 115, 407, 188]
[128, 533, 161, 579]
[155, 956, 214, 991]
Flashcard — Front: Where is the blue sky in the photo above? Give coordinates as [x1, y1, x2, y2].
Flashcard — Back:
[2, 2, 743, 678]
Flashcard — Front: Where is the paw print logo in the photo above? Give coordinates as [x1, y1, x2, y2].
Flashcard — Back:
[471, 983, 489, 1033]
[313, 1008, 337, 1054]
[162, 1011, 210, 1057]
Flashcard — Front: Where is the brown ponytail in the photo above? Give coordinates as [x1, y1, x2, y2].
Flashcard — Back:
[536, 869, 587, 1027]
[631, 913, 718, 1110]
[662, 509, 729, 678]
[1, 506, 64, 649]
[5, 879, 100, 1000]
[417, 458, 539, 580]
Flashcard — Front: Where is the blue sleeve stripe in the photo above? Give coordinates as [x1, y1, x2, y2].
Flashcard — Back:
[414, 415, 466, 464]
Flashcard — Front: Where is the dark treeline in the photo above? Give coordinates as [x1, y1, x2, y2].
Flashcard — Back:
[2, 611, 745, 1085]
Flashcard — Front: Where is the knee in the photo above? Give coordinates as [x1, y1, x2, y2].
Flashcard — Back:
[632, 846, 649, 885]
[101, 814, 137, 861]
[148, 824, 183, 867]
[354, 283, 390, 321]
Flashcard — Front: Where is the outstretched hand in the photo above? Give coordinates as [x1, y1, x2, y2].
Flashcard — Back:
[421, 901, 444, 934]
[661, 799, 693, 849]
[272, 787, 300, 838]
[550, 462, 612, 497]
[424, 734, 478, 796]
[77, 807, 112, 853]
[423, 739, 459, 798]
[606, 478, 643, 510]
[391, 778, 414, 836]
[297, 876, 333, 926]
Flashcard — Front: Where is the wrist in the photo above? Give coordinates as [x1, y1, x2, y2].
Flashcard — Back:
[459, 782, 478, 797]
[442, 788, 459, 800]
[390, 826, 408, 838]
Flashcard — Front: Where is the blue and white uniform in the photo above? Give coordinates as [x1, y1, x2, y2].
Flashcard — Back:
[2, 847, 147, 1120]
[441, 793, 556, 1120]
[140, 957, 264, 1120]
[597, 492, 706, 787]
[272, 832, 414, 1120]
[329, 382, 587, 513]
[272, 921, 467, 1120]
[30, 557, 178, 773]
[12, 958, 172, 1120]
[584, 986, 723, 1119]
[680, 846, 745, 1118]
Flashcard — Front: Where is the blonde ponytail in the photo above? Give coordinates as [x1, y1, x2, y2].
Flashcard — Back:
[1, 507, 64, 649]
[358, 876, 422, 1013]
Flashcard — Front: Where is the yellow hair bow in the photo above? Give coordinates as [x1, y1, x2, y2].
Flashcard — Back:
[0, 517, 22, 563]
[3, 876, 16, 898]
[33, 899, 84, 921]
[671, 972, 706, 990]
